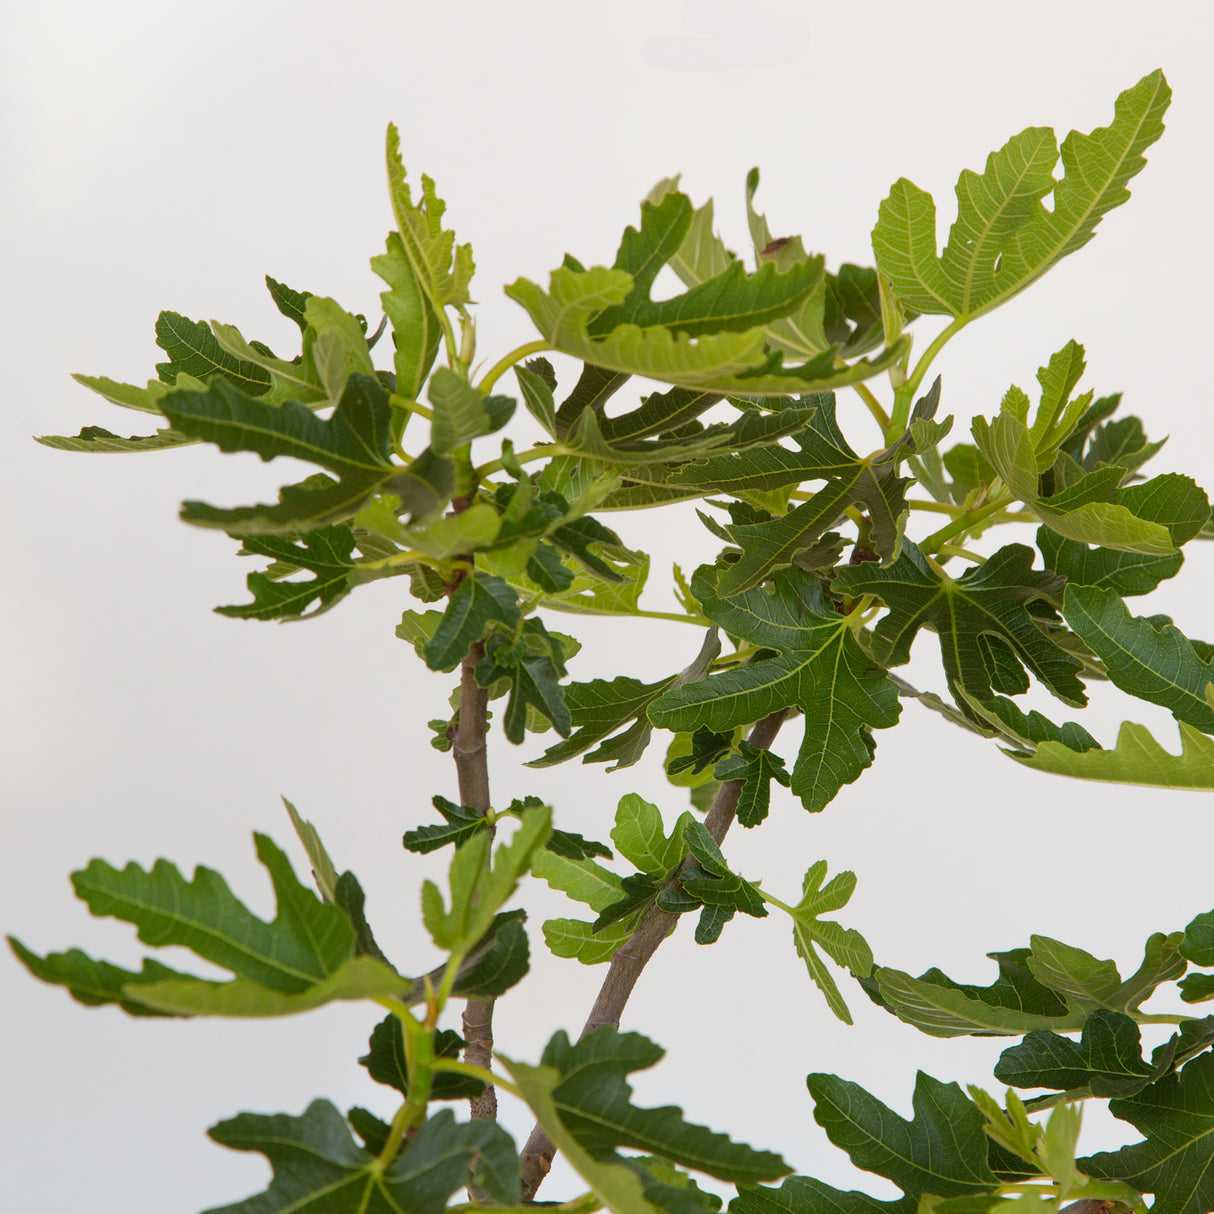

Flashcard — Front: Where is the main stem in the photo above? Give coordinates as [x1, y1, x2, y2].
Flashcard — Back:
[453, 638, 498, 1121]
[517, 709, 789, 1200]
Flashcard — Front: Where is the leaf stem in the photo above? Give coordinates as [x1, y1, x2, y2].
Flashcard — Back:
[390, 392, 434, 421]
[475, 442, 562, 479]
[919, 492, 1014, 552]
[901, 316, 966, 409]
[517, 709, 789, 1201]
[476, 340, 553, 394]
[430, 1057, 522, 1098]
[852, 381, 891, 433]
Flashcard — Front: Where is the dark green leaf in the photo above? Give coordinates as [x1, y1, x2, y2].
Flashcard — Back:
[1082, 1052, 1214, 1214]
[155, 311, 272, 396]
[714, 740, 791, 828]
[1037, 526, 1183, 597]
[834, 541, 1085, 709]
[808, 1071, 1000, 1200]
[265, 275, 313, 332]
[545, 829, 613, 861]
[423, 572, 520, 672]
[333, 871, 393, 968]
[475, 625, 571, 744]
[1182, 910, 1214, 967]
[994, 1009, 1161, 1098]
[402, 796, 487, 854]
[730, 1176, 912, 1214]
[1062, 586, 1214, 731]
[447, 911, 530, 998]
[360, 1020, 483, 1101]
[540, 1027, 789, 1184]
[650, 566, 901, 813]
[1025, 931, 1186, 1015]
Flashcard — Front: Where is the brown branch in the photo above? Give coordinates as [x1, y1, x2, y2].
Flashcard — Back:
[452, 639, 498, 1121]
[518, 708, 788, 1200]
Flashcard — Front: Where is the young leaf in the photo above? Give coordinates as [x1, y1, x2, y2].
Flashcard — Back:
[155, 310, 273, 396]
[807, 1071, 1001, 1199]
[650, 566, 901, 813]
[475, 625, 572, 744]
[402, 796, 487, 854]
[873, 71, 1170, 322]
[422, 572, 520, 673]
[783, 861, 873, 1025]
[833, 541, 1085, 710]
[385, 124, 474, 310]
[1082, 1052, 1214, 1214]
[1062, 586, 1214, 731]
[713, 740, 791, 828]
[427, 367, 513, 454]
[370, 230, 442, 399]
[265, 275, 312, 332]
[1026, 931, 1186, 1015]
[205, 1102, 517, 1214]
[282, 796, 339, 902]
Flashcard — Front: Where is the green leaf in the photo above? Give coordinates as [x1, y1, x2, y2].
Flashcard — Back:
[34, 422, 196, 453]
[333, 871, 393, 968]
[1062, 586, 1214, 731]
[867, 949, 1076, 1038]
[1182, 911, 1214, 968]
[650, 566, 901, 813]
[544, 828, 613, 861]
[1082, 1052, 1214, 1214]
[994, 1009, 1167, 1099]
[515, 362, 558, 435]
[360, 1020, 483, 1101]
[532, 630, 720, 770]
[834, 541, 1085, 709]
[427, 367, 513, 454]
[873, 71, 1170, 321]
[402, 796, 487, 853]
[533, 1028, 789, 1184]
[1012, 718, 1214, 789]
[216, 526, 376, 621]
[7, 938, 192, 1017]
[730, 1176, 911, 1214]
[1036, 526, 1182, 597]
[210, 319, 326, 404]
[155, 310, 272, 396]
[784, 861, 873, 1025]
[204, 1102, 517, 1214]
[385, 124, 474, 310]
[713, 740, 791, 828]
[1026, 931, 1186, 1014]
[421, 805, 550, 956]
[807, 1071, 1000, 1199]
[370, 230, 442, 399]
[422, 572, 520, 672]
[282, 796, 339, 903]
[475, 624, 571, 744]
[265, 274, 312, 332]
[704, 396, 914, 593]
[302, 297, 377, 403]
[501, 1054, 665, 1214]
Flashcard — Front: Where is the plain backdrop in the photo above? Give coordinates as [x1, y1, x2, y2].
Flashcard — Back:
[3, 2, 1212, 1210]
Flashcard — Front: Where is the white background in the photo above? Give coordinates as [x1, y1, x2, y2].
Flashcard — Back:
[2, 2, 1212, 1210]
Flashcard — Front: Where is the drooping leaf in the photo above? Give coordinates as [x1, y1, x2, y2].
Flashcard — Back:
[650, 566, 901, 813]
[873, 71, 1170, 322]
[663, 819, 767, 944]
[1062, 586, 1214, 731]
[1012, 718, 1214, 789]
[360, 1020, 484, 1101]
[1082, 1052, 1214, 1214]
[35, 422, 196, 453]
[204, 1102, 517, 1214]
[867, 948, 1076, 1038]
[533, 1028, 789, 1185]
[402, 796, 487, 854]
[833, 541, 1085, 709]
[783, 861, 873, 1025]
[807, 1071, 1001, 1200]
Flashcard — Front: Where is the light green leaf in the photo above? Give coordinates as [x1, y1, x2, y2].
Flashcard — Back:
[302, 297, 376, 403]
[371, 229, 443, 399]
[385, 124, 474, 310]
[282, 797, 339, 902]
[211, 319, 325, 403]
[873, 71, 1170, 321]
[612, 793, 691, 874]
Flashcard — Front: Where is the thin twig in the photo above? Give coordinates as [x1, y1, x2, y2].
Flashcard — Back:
[518, 709, 788, 1200]
[452, 639, 498, 1121]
